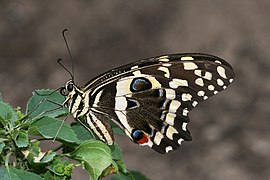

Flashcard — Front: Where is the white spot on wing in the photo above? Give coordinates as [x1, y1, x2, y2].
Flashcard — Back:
[217, 66, 227, 79]
[215, 60, 222, 64]
[159, 55, 170, 62]
[183, 108, 189, 116]
[169, 100, 181, 113]
[195, 78, 204, 87]
[203, 96, 208, 100]
[169, 78, 188, 89]
[181, 56, 194, 61]
[197, 90, 205, 97]
[182, 93, 192, 101]
[182, 122, 188, 131]
[204, 72, 213, 80]
[154, 132, 163, 145]
[194, 70, 212, 80]
[166, 126, 178, 140]
[131, 65, 138, 70]
[165, 146, 173, 153]
[178, 138, 184, 145]
[165, 112, 176, 125]
[183, 62, 198, 70]
[115, 97, 127, 110]
[194, 70, 202, 76]
[208, 85, 215, 91]
[192, 101, 198, 107]
[158, 66, 170, 78]
[217, 79, 224, 86]
[162, 63, 172, 67]
[133, 70, 142, 76]
[165, 89, 176, 99]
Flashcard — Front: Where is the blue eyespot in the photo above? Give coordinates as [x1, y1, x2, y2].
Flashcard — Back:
[131, 129, 144, 141]
[130, 77, 152, 92]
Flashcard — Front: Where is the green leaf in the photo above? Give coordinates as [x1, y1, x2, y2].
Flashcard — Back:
[109, 144, 123, 160]
[42, 171, 53, 180]
[25, 139, 57, 164]
[70, 140, 112, 180]
[38, 151, 56, 163]
[30, 116, 79, 143]
[113, 159, 129, 175]
[15, 130, 29, 148]
[0, 141, 5, 153]
[23, 142, 55, 164]
[26, 90, 68, 119]
[111, 173, 133, 180]
[24, 142, 40, 161]
[0, 166, 42, 180]
[0, 116, 6, 129]
[49, 158, 74, 177]
[71, 122, 94, 143]
[111, 171, 148, 180]
[129, 171, 149, 180]
[108, 144, 128, 176]
[0, 102, 17, 127]
[111, 160, 119, 174]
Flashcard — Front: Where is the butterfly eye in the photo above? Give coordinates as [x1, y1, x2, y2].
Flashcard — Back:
[67, 83, 74, 92]
[60, 87, 68, 96]
[130, 77, 152, 92]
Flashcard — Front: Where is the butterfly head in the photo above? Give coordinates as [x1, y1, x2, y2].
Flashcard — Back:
[60, 80, 75, 96]
[60, 80, 84, 111]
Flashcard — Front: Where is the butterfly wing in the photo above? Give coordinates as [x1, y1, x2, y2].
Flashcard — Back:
[83, 53, 235, 153]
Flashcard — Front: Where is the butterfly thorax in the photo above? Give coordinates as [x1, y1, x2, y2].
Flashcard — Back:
[61, 80, 87, 117]
[60, 79, 116, 145]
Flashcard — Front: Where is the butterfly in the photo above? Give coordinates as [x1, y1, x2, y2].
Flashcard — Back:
[59, 53, 235, 154]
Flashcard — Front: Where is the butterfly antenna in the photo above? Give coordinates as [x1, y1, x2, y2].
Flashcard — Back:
[62, 29, 75, 80]
[57, 59, 74, 80]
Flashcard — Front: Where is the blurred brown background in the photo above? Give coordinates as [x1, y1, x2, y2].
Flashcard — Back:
[0, 1, 269, 180]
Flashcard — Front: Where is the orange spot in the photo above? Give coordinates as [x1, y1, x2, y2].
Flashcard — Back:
[137, 133, 149, 144]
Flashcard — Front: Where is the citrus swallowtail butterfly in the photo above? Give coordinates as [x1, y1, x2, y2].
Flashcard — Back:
[59, 53, 234, 154]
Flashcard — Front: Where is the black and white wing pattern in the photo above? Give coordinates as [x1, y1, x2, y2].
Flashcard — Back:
[62, 53, 235, 154]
